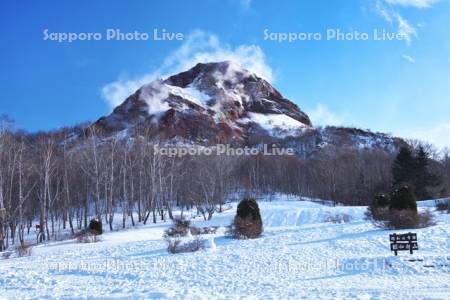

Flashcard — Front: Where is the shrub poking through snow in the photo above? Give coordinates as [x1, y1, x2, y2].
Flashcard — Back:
[189, 226, 218, 235]
[367, 186, 434, 229]
[325, 213, 350, 224]
[74, 218, 102, 243]
[229, 198, 263, 239]
[88, 218, 103, 235]
[75, 230, 101, 243]
[165, 235, 205, 254]
[390, 185, 417, 212]
[16, 243, 32, 257]
[163, 217, 207, 254]
[164, 217, 192, 238]
[165, 238, 182, 253]
[174, 217, 191, 231]
[436, 201, 449, 212]
[374, 193, 390, 208]
[368, 208, 435, 229]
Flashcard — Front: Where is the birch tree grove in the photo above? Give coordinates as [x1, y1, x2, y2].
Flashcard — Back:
[0, 118, 447, 252]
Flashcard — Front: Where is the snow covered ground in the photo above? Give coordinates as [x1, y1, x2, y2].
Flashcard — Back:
[0, 196, 449, 299]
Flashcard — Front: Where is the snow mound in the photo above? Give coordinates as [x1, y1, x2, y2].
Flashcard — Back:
[258, 201, 367, 227]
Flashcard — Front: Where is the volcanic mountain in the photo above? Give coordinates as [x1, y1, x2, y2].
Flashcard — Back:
[94, 61, 405, 155]
[95, 61, 312, 144]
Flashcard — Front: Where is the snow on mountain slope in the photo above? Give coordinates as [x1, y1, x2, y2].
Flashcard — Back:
[95, 61, 312, 143]
[90, 61, 406, 156]
[1, 197, 449, 299]
[238, 112, 308, 138]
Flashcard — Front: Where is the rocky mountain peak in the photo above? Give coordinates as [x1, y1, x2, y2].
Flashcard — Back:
[95, 61, 312, 144]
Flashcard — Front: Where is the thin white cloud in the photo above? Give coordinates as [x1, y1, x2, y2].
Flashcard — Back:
[306, 104, 343, 127]
[239, 0, 252, 10]
[405, 123, 450, 149]
[396, 14, 416, 45]
[402, 54, 416, 63]
[375, 0, 425, 46]
[376, 0, 394, 24]
[385, 0, 435, 8]
[101, 30, 273, 109]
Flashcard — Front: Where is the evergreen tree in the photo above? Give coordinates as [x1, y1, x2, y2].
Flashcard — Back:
[236, 198, 262, 221]
[392, 147, 416, 187]
[88, 218, 103, 235]
[414, 146, 441, 200]
[390, 185, 417, 212]
[392, 146, 442, 200]
[232, 198, 263, 239]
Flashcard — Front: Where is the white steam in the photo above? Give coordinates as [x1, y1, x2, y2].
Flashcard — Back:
[140, 81, 171, 117]
[101, 30, 273, 110]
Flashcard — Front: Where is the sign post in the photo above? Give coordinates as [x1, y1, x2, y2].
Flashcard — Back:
[389, 232, 418, 256]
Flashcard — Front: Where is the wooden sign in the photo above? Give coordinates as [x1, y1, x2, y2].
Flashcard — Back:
[390, 232, 418, 256]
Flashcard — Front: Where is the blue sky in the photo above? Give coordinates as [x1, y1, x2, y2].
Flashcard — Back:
[1, 0, 449, 148]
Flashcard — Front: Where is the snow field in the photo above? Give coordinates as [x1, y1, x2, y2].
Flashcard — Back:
[0, 198, 449, 299]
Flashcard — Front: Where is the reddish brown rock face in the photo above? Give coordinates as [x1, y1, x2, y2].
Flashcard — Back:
[94, 61, 312, 144]
[90, 62, 405, 156]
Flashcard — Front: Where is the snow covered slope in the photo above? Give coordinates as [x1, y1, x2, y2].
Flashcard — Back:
[1, 198, 449, 299]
